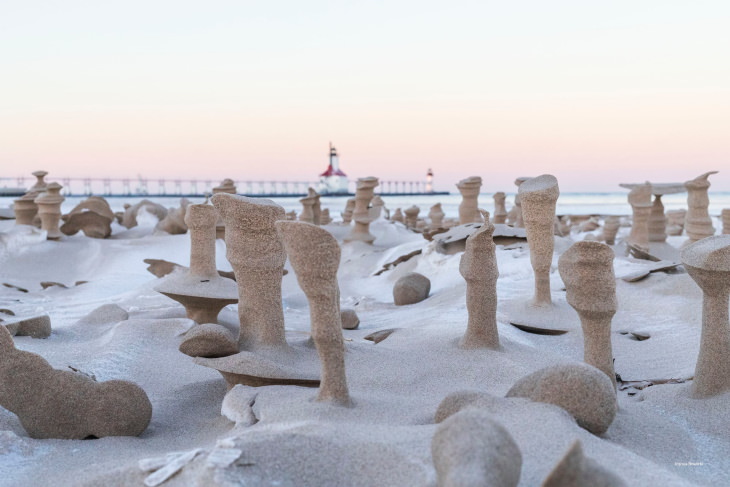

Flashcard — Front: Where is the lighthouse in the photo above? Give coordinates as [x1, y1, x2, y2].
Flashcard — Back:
[426, 168, 434, 193]
[318, 143, 349, 194]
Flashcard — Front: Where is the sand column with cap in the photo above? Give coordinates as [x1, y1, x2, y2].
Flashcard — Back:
[456, 176, 482, 225]
[212, 194, 287, 350]
[492, 192, 507, 224]
[519, 175, 560, 307]
[684, 171, 718, 244]
[344, 177, 379, 244]
[559, 241, 618, 388]
[276, 221, 351, 405]
[34, 182, 65, 240]
[627, 183, 652, 251]
[681, 235, 730, 397]
[459, 211, 499, 349]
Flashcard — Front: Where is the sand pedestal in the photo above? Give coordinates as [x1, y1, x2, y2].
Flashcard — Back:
[391, 208, 404, 224]
[456, 176, 482, 225]
[13, 192, 40, 225]
[344, 177, 379, 244]
[681, 235, 730, 398]
[602, 216, 621, 245]
[341, 198, 356, 225]
[684, 172, 718, 245]
[155, 204, 238, 324]
[722, 209, 730, 235]
[558, 241, 617, 388]
[512, 177, 530, 228]
[276, 221, 351, 405]
[404, 205, 420, 230]
[459, 212, 499, 349]
[492, 192, 507, 224]
[429, 203, 445, 228]
[29, 170, 49, 192]
[34, 182, 64, 240]
[627, 183, 652, 251]
[519, 175, 559, 307]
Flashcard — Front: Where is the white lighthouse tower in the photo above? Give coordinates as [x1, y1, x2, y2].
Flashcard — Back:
[426, 168, 434, 193]
[318, 142, 349, 194]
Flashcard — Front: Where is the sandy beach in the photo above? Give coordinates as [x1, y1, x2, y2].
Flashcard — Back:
[1, 193, 728, 486]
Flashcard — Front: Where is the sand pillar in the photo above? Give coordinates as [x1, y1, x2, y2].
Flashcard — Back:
[404, 205, 420, 230]
[681, 235, 730, 398]
[722, 209, 730, 234]
[276, 221, 351, 406]
[428, 203, 445, 228]
[344, 177, 379, 244]
[519, 175, 560, 307]
[212, 178, 237, 240]
[34, 183, 64, 240]
[186, 204, 219, 279]
[459, 212, 499, 349]
[391, 208, 404, 224]
[299, 193, 316, 224]
[558, 241, 617, 388]
[602, 216, 620, 245]
[456, 176, 482, 225]
[648, 195, 668, 242]
[212, 194, 287, 351]
[513, 177, 530, 228]
[13, 192, 40, 225]
[492, 192, 507, 224]
[341, 198, 356, 224]
[30, 170, 49, 192]
[684, 171, 718, 244]
[627, 183, 652, 251]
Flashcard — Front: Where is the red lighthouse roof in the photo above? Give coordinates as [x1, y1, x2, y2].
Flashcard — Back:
[320, 142, 347, 177]
[320, 165, 347, 177]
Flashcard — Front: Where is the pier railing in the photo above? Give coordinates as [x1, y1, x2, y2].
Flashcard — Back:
[0, 176, 439, 197]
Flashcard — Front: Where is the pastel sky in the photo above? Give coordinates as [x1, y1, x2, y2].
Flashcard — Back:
[1, 1, 729, 192]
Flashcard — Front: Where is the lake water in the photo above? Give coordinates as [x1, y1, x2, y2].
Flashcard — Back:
[3, 192, 730, 219]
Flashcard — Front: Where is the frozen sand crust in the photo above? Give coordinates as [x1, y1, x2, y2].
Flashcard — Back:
[0, 212, 727, 485]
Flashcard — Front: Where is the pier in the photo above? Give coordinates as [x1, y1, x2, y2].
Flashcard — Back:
[0, 176, 448, 198]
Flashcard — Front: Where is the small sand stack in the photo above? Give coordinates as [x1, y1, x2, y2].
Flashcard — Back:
[722, 209, 730, 234]
[666, 209, 686, 236]
[428, 203, 445, 229]
[34, 182, 65, 240]
[512, 177, 530, 228]
[459, 210, 499, 349]
[559, 241, 617, 388]
[212, 178, 237, 239]
[404, 205, 420, 230]
[601, 216, 621, 245]
[456, 176, 482, 225]
[344, 177, 379, 244]
[648, 194, 668, 242]
[492, 192, 507, 224]
[391, 208, 404, 224]
[299, 189, 317, 224]
[519, 175, 560, 307]
[684, 171, 718, 245]
[320, 208, 332, 225]
[627, 183, 652, 251]
[341, 198, 356, 225]
[13, 191, 41, 225]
